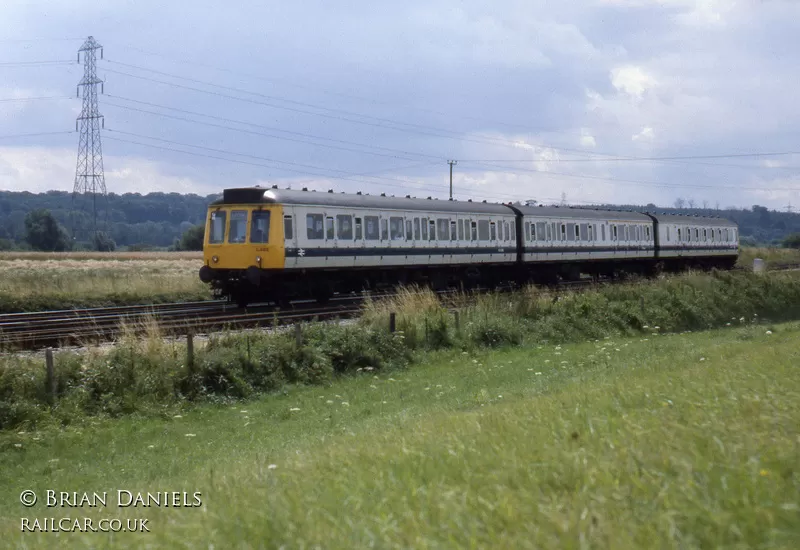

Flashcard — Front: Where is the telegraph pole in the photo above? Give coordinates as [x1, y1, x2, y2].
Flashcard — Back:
[447, 160, 457, 200]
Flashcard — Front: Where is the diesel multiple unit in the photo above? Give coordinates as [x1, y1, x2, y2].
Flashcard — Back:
[199, 187, 739, 306]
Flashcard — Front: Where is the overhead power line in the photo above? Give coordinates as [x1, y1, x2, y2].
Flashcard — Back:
[108, 42, 553, 135]
[0, 130, 75, 140]
[0, 96, 72, 103]
[0, 60, 74, 66]
[103, 95, 443, 161]
[464, 151, 800, 162]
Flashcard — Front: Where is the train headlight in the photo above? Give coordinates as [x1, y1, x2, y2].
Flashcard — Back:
[212, 255, 219, 263]
[256, 256, 262, 263]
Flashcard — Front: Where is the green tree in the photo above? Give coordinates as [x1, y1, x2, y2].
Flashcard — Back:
[24, 209, 70, 251]
[92, 231, 116, 252]
[783, 233, 800, 249]
[177, 224, 205, 251]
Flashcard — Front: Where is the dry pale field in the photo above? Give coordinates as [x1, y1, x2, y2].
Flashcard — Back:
[0, 251, 203, 261]
[0, 253, 209, 312]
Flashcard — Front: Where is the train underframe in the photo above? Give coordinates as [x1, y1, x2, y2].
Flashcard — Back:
[203, 255, 738, 307]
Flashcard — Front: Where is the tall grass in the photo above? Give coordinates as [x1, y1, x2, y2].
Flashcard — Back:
[0, 257, 209, 312]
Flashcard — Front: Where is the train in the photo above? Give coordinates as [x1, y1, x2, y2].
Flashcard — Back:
[199, 186, 739, 306]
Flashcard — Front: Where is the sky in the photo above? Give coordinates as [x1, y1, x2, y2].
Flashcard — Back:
[1, 0, 799, 210]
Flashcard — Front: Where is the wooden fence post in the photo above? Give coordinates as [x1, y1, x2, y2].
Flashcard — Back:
[186, 333, 194, 373]
[45, 348, 56, 405]
[389, 312, 396, 333]
[295, 323, 303, 347]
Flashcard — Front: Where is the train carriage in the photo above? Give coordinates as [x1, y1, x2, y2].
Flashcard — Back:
[200, 186, 740, 305]
[200, 187, 518, 305]
[651, 213, 738, 269]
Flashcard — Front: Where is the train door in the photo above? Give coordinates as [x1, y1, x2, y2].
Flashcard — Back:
[284, 208, 298, 269]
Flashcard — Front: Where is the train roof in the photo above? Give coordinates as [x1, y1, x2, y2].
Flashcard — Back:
[511, 204, 652, 222]
[213, 187, 513, 215]
[649, 213, 737, 227]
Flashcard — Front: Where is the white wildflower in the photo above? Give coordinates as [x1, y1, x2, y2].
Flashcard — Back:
[341, 402, 349, 406]
[185, 434, 196, 437]
[766, 330, 773, 335]
[14, 443, 22, 448]
[289, 408, 300, 412]
[268, 464, 277, 470]
[535, 372, 542, 375]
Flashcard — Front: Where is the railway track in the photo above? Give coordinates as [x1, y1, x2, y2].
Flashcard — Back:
[0, 297, 365, 351]
[2, 262, 797, 352]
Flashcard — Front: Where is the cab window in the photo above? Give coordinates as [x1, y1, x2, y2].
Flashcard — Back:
[228, 210, 248, 243]
[250, 210, 270, 243]
[209, 211, 226, 244]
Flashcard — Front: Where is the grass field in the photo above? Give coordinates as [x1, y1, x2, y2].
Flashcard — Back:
[1, 322, 798, 548]
[0, 252, 209, 312]
[737, 246, 800, 268]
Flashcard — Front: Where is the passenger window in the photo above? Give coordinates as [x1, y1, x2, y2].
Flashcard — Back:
[601, 224, 605, 241]
[306, 213, 324, 240]
[390, 217, 404, 240]
[561, 224, 567, 241]
[209, 211, 226, 244]
[429, 220, 436, 240]
[566, 223, 575, 242]
[458, 220, 464, 240]
[612, 225, 618, 241]
[381, 218, 389, 241]
[364, 216, 379, 240]
[575, 224, 581, 240]
[478, 220, 489, 240]
[537, 222, 546, 241]
[528, 222, 534, 241]
[677, 228, 681, 242]
[406, 219, 413, 241]
[337, 215, 353, 240]
[414, 218, 421, 240]
[250, 210, 271, 243]
[450, 221, 457, 240]
[581, 224, 589, 241]
[355, 218, 363, 240]
[471, 221, 478, 241]
[695, 228, 699, 241]
[645, 226, 651, 240]
[326, 217, 334, 240]
[666, 226, 670, 241]
[283, 215, 293, 241]
[421, 218, 428, 240]
[489, 222, 496, 241]
[511, 220, 516, 241]
[228, 210, 248, 243]
[546, 223, 552, 241]
[437, 219, 449, 241]
[703, 229, 707, 241]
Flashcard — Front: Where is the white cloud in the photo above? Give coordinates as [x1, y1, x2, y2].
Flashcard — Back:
[580, 128, 596, 148]
[632, 126, 655, 141]
[0, 146, 214, 195]
[610, 65, 658, 99]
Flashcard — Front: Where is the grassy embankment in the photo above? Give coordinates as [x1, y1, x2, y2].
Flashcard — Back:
[0, 252, 208, 312]
[1, 319, 798, 548]
[3, 269, 800, 432]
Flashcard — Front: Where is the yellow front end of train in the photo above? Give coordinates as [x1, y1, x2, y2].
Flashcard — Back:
[200, 203, 285, 303]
